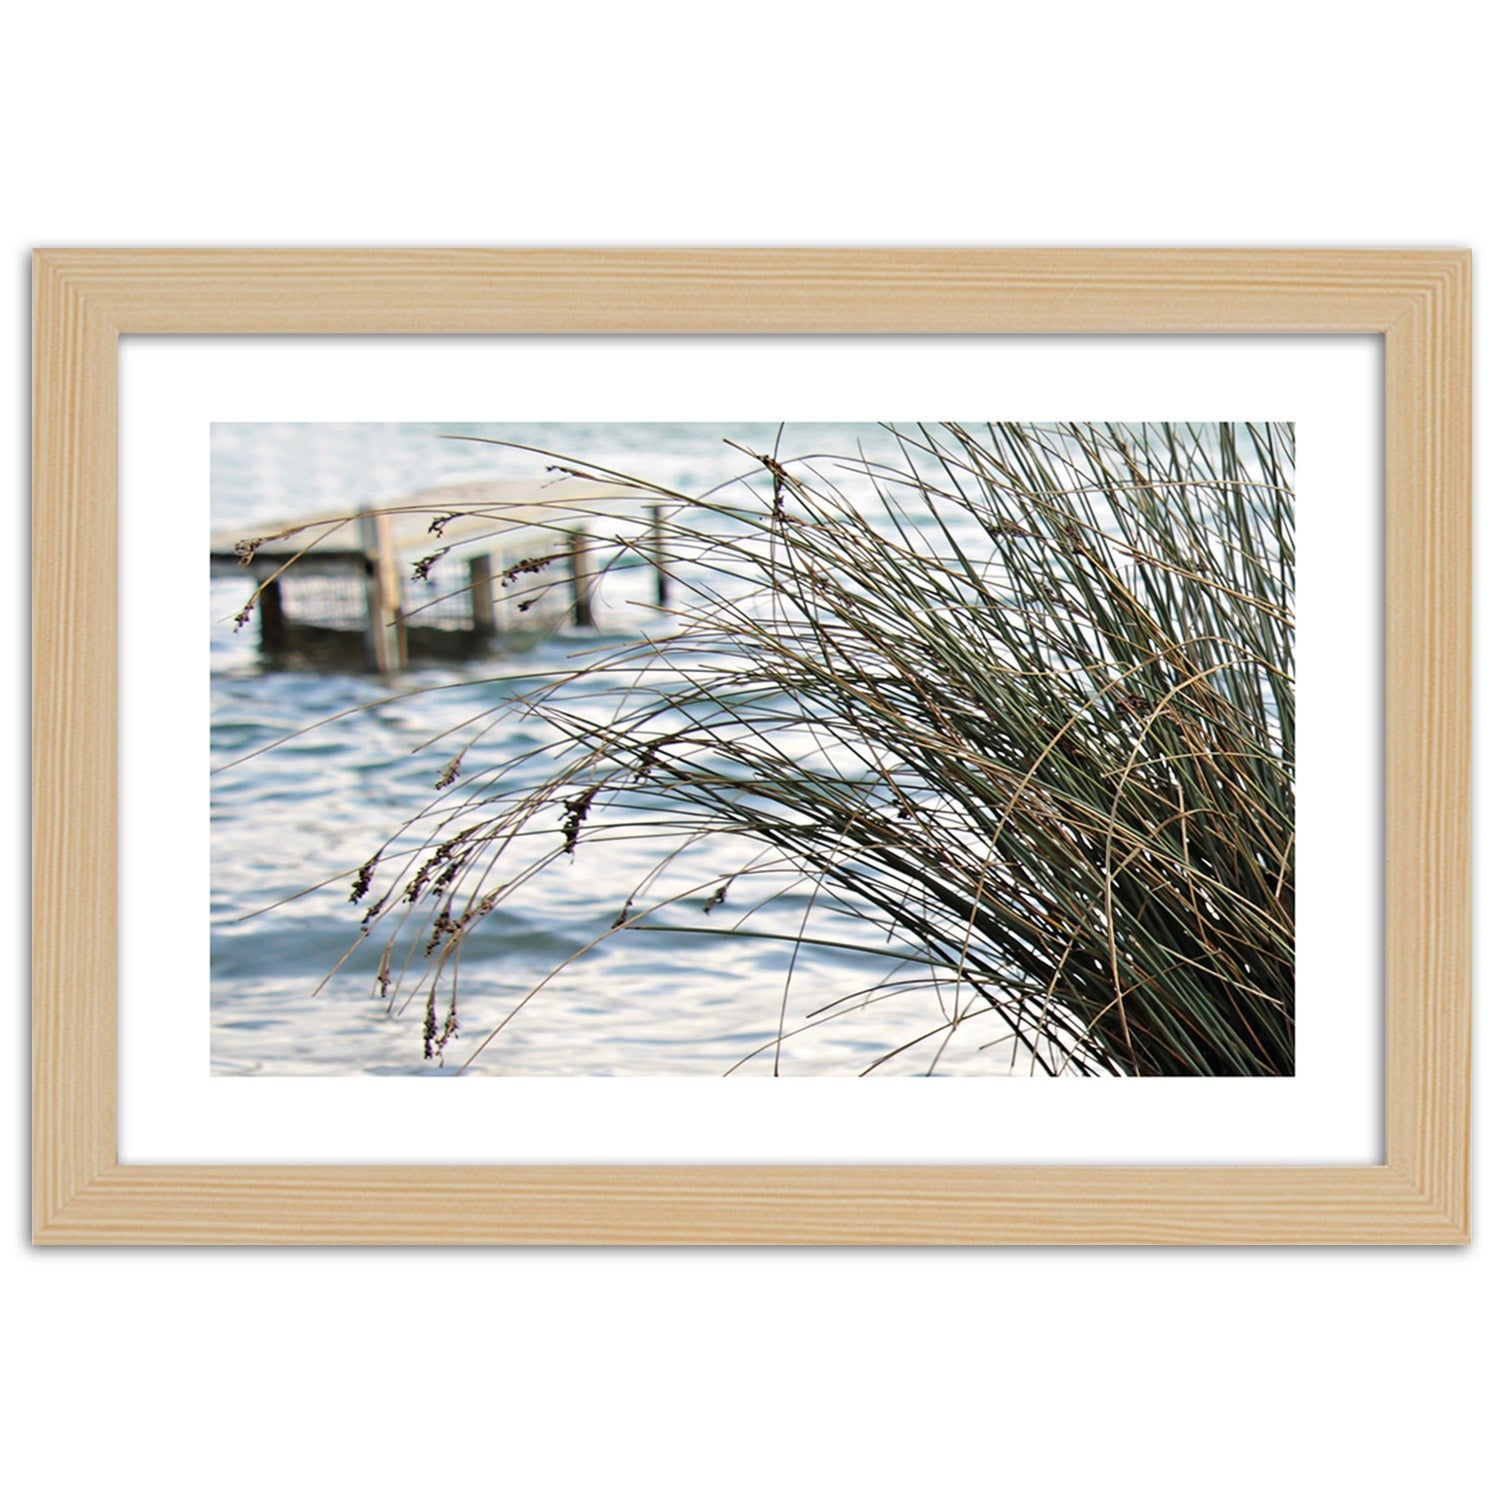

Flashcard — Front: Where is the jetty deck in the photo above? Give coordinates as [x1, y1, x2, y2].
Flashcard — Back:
[210, 474, 665, 671]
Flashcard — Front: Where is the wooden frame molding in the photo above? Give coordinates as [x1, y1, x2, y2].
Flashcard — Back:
[32, 249, 1472, 1244]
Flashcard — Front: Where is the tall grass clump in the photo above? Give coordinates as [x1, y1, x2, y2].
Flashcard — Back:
[346, 422, 1294, 1076]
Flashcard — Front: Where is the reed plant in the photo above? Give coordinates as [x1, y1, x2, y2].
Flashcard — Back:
[344, 422, 1294, 1076]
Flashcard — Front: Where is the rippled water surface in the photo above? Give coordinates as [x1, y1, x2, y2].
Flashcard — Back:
[211, 423, 1017, 1075]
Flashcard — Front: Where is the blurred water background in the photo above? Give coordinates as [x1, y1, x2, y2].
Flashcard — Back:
[211, 422, 1015, 1076]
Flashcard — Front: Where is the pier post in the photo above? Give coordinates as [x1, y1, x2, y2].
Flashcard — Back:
[257, 575, 287, 652]
[649, 504, 670, 608]
[568, 530, 594, 628]
[358, 508, 406, 673]
[468, 553, 497, 637]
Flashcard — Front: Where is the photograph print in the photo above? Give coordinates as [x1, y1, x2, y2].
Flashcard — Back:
[211, 420, 1295, 1078]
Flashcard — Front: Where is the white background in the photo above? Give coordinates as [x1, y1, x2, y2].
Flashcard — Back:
[121, 336, 1380, 1164]
[4, 6, 1491, 1499]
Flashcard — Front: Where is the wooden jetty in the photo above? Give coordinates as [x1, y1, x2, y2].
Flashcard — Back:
[210, 475, 667, 672]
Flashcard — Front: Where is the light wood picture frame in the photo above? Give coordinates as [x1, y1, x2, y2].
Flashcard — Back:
[32, 248, 1471, 1245]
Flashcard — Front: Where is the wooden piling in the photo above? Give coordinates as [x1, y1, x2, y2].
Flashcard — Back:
[649, 504, 670, 608]
[358, 508, 406, 673]
[257, 576, 286, 651]
[568, 531, 594, 628]
[468, 553, 497, 636]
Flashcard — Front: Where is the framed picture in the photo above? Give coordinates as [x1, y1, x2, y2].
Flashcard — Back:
[33, 249, 1471, 1243]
